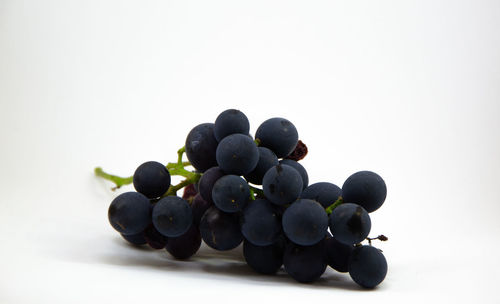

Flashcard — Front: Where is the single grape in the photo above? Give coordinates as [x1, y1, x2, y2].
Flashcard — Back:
[185, 123, 218, 172]
[214, 109, 250, 142]
[342, 171, 387, 213]
[152, 196, 193, 237]
[262, 164, 303, 205]
[216, 133, 259, 175]
[243, 238, 284, 275]
[121, 232, 147, 246]
[241, 199, 281, 246]
[279, 159, 308, 189]
[329, 203, 371, 245]
[198, 166, 225, 204]
[165, 224, 202, 259]
[212, 175, 250, 213]
[244, 147, 279, 185]
[283, 239, 327, 283]
[108, 192, 151, 235]
[348, 245, 387, 288]
[300, 182, 341, 208]
[132, 161, 171, 199]
[282, 199, 328, 246]
[199, 206, 243, 251]
[255, 117, 298, 158]
[191, 193, 213, 227]
[325, 236, 354, 272]
[143, 224, 168, 249]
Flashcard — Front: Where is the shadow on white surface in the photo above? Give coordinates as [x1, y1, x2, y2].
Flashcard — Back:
[92, 236, 373, 291]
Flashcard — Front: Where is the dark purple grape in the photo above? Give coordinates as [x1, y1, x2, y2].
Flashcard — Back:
[255, 117, 298, 158]
[191, 193, 212, 227]
[152, 196, 193, 237]
[342, 171, 387, 213]
[282, 199, 328, 246]
[262, 164, 303, 206]
[300, 182, 341, 208]
[199, 207, 243, 251]
[214, 109, 250, 142]
[121, 232, 147, 246]
[165, 224, 201, 259]
[211, 175, 249, 213]
[185, 123, 218, 172]
[325, 236, 354, 272]
[143, 224, 168, 249]
[283, 239, 327, 283]
[133, 161, 171, 199]
[329, 203, 371, 245]
[198, 166, 225, 204]
[244, 147, 279, 185]
[216, 134, 259, 175]
[241, 199, 281, 246]
[243, 238, 284, 275]
[348, 245, 388, 288]
[279, 159, 308, 190]
[108, 192, 151, 235]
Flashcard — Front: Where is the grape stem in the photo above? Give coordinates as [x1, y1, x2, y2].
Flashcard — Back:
[248, 188, 256, 201]
[94, 146, 201, 193]
[94, 167, 133, 190]
[366, 235, 388, 245]
[325, 197, 344, 214]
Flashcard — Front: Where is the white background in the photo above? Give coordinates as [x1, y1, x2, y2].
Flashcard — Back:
[1, 0, 499, 303]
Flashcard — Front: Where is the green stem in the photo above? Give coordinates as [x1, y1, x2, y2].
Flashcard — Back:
[94, 146, 201, 192]
[325, 197, 344, 215]
[248, 185, 265, 198]
[94, 167, 133, 190]
[248, 188, 256, 201]
[163, 176, 200, 197]
[177, 146, 186, 164]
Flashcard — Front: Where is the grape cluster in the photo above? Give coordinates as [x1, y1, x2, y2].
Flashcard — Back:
[103, 109, 389, 289]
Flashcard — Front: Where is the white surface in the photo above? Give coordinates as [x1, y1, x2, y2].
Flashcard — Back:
[1, 0, 500, 303]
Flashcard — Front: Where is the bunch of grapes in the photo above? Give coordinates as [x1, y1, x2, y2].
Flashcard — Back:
[97, 109, 389, 289]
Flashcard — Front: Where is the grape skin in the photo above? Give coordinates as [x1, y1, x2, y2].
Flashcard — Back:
[325, 235, 354, 272]
[152, 196, 193, 238]
[216, 133, 259, 175]
[191, 193, 212, 227]
[241, 199, 281, 246]
[185, 123, 218, 172]
[255, 117, 299, 158]
[121, 232, 147, 246]
[211, 175, 250, 213]
[282, 199, 328, 246]
[199, 206, 243, 251]
[198, 166, 225, 204]
[300, 182, 342, 208]
[342, 171, 387, 213]
[283, 239, 327, 283]
[143, 224, 168, 249]
[243, 238, 284, 275]
[108, 192, 151, 235]
[262, 164, 303, 206]
[348, 245, 387, 288]
[279, 159, 308, 190]
[133, 161, 171, 199]
[214, 109, 250, 142]
[244, 147, 279, 185]
[166, 224, 202, 260]
[329, 203, 371, 245]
